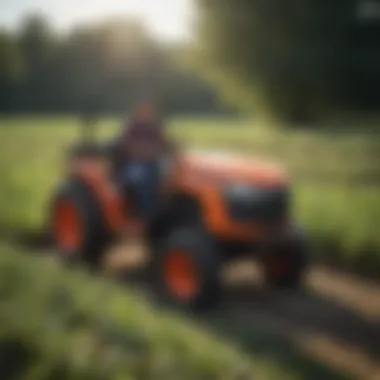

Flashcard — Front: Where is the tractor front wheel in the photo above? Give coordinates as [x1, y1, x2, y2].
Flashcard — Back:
[262, 226, 310, 290]
[149, 228, 221, 311]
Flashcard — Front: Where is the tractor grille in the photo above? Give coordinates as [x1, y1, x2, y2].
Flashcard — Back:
[224, 186, 290, 223]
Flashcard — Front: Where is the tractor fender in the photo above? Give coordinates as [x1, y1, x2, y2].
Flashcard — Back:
[68, 157, 125, 233]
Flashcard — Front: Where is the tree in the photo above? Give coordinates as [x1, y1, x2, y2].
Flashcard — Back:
[0, 14, 227, 115]
[0, 30, 24, 112]
[16, 13, 58, 111]
[194, 0, 380, 124]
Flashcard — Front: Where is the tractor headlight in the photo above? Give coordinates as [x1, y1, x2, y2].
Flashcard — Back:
[225, 183, 264, 200]
[224, 183, 290, 222]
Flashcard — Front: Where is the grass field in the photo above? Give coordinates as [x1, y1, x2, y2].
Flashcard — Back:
[0, 245, 271, 380]
[0, 116, 378, 380]
[0, 116, 379, 276]
[1, 244, 356, 380]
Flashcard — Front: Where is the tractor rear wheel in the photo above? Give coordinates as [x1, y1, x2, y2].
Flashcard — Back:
[51, 179, 111, 269]
[149, 227, 221, 311]
[262, 226, 310, 290]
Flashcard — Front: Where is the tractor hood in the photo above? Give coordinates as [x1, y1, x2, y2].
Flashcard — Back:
[180, 150, 288, 188]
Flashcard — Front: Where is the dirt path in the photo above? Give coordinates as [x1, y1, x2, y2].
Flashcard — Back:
[222, 261, 380, 380]
[102, 245, 380, 380]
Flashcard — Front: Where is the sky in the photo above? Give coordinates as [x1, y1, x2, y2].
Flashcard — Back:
[0, 0, 193, 40]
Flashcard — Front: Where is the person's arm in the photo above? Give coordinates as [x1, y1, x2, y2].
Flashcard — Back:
[121, 122, 139, 153]
[119, 120, 131, 141]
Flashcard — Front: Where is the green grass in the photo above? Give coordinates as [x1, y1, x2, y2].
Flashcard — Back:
[0, 245, 353, 380]
[0, 116, 379, 276]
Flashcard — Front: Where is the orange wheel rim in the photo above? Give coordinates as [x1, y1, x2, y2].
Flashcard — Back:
[53, 200, 82, 252]
[163, 250, 199, 301]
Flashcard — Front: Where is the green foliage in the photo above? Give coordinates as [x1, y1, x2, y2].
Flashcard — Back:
[0, 30, 24, 81]
[0, 245, 294, 380]
[0, 117, 379, 277]
[0, 29, 24, 110]
[194, 0, 380, 123]
[0, 14, 229, 115]
[294, 185, 380, 276]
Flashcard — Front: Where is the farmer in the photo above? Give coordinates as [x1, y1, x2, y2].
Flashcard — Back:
[118, 102, 171, 237]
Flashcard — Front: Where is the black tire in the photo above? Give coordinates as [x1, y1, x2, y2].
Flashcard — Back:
[149, 227, 221, 311]
[50, 179, 111, 269]
[262, 225, 310, 290]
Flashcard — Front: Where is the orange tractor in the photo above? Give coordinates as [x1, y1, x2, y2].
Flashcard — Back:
[50, 124, 310, 309]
